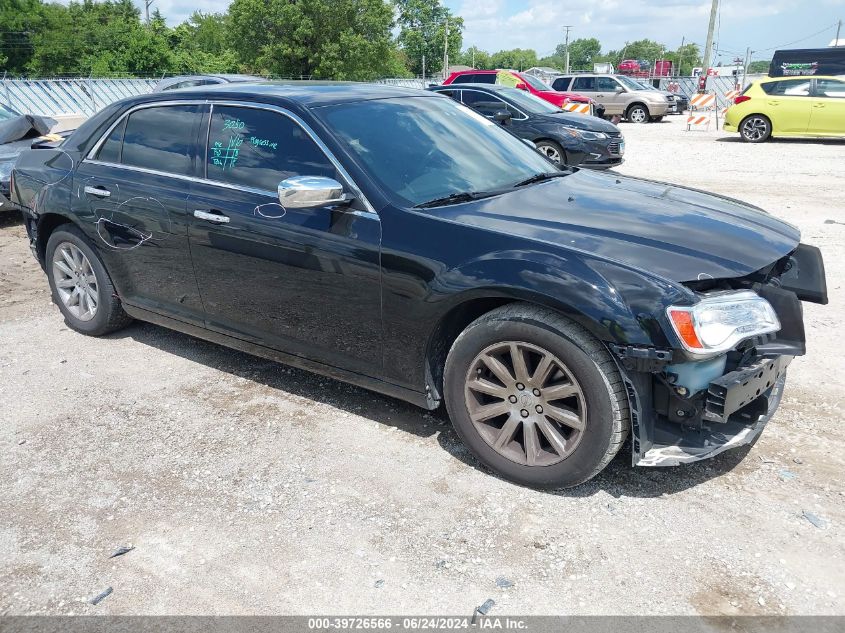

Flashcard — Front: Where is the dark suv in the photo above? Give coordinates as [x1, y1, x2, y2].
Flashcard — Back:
[428, 84, 624, 169]
[11, 83, 826, 488]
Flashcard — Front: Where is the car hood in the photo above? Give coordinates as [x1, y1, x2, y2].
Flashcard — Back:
[436, 169, 799, 283]
[533, 112, 619, 133]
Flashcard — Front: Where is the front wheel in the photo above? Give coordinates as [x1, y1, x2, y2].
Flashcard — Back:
[626, 104, 650, 123]
[739, 115, 771, 142]
[46, 224, 133, 336]
[443, 304, 629, 489]
[534, 140, 566, 166]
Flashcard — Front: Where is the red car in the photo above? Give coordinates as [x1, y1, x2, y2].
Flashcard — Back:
[443, 69, 601, 116]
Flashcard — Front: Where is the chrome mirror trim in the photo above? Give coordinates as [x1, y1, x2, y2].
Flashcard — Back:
[278, 175, 347, 209]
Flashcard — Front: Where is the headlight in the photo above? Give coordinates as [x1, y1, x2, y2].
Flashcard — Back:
[0, 160, 14, 181]
[667, 291, 780, 356]
[564, 128, 608, 140]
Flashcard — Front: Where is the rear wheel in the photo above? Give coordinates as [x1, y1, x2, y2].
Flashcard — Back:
[739, 115, 771, 142]
[626, 103, 650, 123]
[534, 140, 566, 166]
[443, 304, 629, 489]
[46, 224, 132, 336]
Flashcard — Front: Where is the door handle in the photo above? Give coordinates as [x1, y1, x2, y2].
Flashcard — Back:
[193, 209, 230, 224]
[84, 185, 111, 197]
[813, 103, 826, 108]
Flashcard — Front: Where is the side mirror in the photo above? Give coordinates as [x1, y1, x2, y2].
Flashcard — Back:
[615, 86, 625, 92]
[493, 109, 512, 125]
[278, 175, 347, 209]
[515, 83, 528, 91]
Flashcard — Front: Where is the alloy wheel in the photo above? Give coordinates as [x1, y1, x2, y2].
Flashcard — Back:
[536, 143, 561, 164]
[464, 341, 587, 466]
[741, 117, 768, 141]
[52, 242, 99, 322]
[628, 106, 647, 123]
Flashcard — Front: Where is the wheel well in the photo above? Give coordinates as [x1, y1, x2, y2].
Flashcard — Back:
[35, 213, 72, 265]
[626, 102, 648, 114]
[425, 297, 516, 402]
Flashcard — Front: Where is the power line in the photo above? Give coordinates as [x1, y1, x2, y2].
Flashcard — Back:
[755, 22, 839, 53]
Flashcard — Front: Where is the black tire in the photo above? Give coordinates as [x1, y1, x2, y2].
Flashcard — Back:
[534, 140, 567, 166]
[650, 115, 664, 122]
[739, 114, 772, 143]
[626, 103, 650, 123]
[443, 303, 629, 489]
[45, 224, 133, 336]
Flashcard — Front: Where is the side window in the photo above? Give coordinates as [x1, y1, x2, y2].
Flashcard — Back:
[596, 77, 620, 92]
[815, 79, 845, 98]
[454, 73, 495, 84]
[450, 74, 474, 84]
[206, 105, 336, 191]
[96, 116, 126, 163]
[121, 105, 199, 174]
[436, 89, 459, 101]
[551, 77, 572, 91]
[762, 80, 810, 96]
[571, 77, 595, 91]
[460, 91, 506, 115]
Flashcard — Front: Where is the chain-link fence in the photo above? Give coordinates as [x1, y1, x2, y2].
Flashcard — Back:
[0, 76, 433, 117]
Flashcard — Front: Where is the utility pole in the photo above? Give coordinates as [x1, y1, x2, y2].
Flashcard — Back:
[443, 19, 449, 82]
[562, 25, 573, 73]
[702, 0, 719, 73]
[741, 47, 751, 89]
[144, 0, 155, 24]
[422, 55, 425, 83]
[836, 20, 842, 46]
[677, 36, 685, 76]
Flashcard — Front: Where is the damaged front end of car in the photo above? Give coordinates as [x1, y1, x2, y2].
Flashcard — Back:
[614, 242, 827, 467]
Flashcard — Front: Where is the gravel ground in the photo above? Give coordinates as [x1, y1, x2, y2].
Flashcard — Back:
[1, 115, 843, 616]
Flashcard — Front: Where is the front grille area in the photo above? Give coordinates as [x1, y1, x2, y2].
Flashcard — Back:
[608, 141, 621, 155]
[607, 130, 622, 138]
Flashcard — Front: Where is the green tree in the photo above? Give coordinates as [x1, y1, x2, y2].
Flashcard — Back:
[747, 60, 770, 73]
[536, 55, 564, 70]
[488, 48, 537, 71]
[229, 0, 400, 79]
[554, 37, 601, 70]
[396, 0, 463, 76]
[454, 45, 489, 69]
[665, 42, 701, 76]
[613, 39, 666, 64]
[0, 0, 45, 73]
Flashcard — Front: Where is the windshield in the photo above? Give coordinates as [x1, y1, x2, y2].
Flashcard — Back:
[617, 75, 646, 91]
[519, 73, 554, 92]
[320, 96, 557, 207]
[496, 87, 561, 114]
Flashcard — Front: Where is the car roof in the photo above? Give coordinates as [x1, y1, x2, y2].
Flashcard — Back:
[758, 75, 843, 82]
[144, 81, 435, 108]
[431, 83, 512, 92]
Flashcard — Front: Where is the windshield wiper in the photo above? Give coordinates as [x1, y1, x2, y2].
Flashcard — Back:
[413, 191, 494, 209]
[512, 171, 571, 188]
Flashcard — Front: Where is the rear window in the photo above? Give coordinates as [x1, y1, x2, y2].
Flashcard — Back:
[120, 105, 200, 173]
[815, 79, 845, 98]
[760, 80, 811, 96]
[551, 77, 572, 91]
[451, 73, 495, 84]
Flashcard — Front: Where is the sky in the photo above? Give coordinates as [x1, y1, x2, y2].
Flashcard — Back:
[142, 0, 844, 63]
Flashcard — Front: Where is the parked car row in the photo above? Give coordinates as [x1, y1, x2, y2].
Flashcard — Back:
[8, 81, 827, 489]
[428, 84, 624, 169]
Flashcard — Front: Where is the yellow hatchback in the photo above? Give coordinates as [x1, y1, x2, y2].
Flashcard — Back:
[723, 76, 845, 142]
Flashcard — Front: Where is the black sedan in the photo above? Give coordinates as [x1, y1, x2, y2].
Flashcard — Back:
[10, 83, 826, 488]
[428, 83, 624, 169]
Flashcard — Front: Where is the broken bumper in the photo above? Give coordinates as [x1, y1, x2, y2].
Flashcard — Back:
[637, 368, 788, 467]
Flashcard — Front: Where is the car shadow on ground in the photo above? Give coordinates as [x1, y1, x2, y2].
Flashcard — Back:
[716, 136, 845, 145]
[113, 320, 750, 499]
[0, 211, 24, 229]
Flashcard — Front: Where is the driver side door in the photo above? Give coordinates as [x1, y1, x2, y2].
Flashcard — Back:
[187, 103, 383, 376]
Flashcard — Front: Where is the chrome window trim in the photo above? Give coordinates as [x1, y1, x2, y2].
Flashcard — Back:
[84, 98, 376, 215]
[458, 88, 529, 121]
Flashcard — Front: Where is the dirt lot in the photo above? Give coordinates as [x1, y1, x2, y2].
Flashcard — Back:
[1, 116, 843, 616]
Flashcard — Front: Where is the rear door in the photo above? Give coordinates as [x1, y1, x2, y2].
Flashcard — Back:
[72, 102, 206, 323]
[809, 78, 845, 135]
[760, 79, 812, 133]
[187, 103, 382, 375]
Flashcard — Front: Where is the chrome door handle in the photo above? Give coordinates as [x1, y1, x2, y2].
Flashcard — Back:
[193, 209, 230, 224]
[84, 186, 110, 197]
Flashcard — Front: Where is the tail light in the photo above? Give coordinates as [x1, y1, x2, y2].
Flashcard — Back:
[734, 95, 751, 105]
